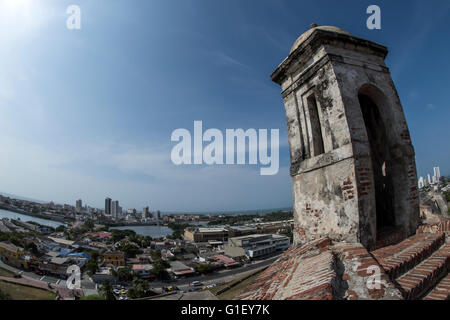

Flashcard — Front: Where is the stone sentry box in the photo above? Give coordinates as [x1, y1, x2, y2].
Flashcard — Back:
[272, 25, 419, 250]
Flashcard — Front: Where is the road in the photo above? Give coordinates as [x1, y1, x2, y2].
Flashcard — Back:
[150, 254, 280, 291]
[1, 252, 281, 294]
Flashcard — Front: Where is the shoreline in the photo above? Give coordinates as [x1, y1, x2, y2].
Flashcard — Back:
[0, 205, 70, 224]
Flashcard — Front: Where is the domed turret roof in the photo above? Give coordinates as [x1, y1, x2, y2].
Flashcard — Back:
[290, 25, 352, 54]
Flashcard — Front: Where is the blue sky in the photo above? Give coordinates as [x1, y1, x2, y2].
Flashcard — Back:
[0, 0, 449, 212]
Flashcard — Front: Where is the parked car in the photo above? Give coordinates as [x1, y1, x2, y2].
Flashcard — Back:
[190, 281, 203, 287]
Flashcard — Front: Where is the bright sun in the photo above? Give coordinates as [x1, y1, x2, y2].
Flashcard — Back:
[0, 0, 44, 34]
[2, 0, 33, 11]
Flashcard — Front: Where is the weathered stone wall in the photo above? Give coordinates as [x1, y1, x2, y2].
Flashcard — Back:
[292, 156, 359, 245]
[283, 56, 360, 246]
[275, 27, 419, 249]
[330, 44, 419, 241]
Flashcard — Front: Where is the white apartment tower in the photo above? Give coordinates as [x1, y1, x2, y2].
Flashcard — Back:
[418, 176, 424, 189]
[434, 166, 441, 181]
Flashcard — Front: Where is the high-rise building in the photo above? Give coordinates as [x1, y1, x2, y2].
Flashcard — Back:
[427, 174, 432, 185]
[434, 166, 441, 181]
[432, 175, 437, 184]
[76, 199, 82, 213]
[105, 198, 112, 215]
[143, 207, 149, 219]
[112, 201, 121, 221]
[418, 176, 424, 189]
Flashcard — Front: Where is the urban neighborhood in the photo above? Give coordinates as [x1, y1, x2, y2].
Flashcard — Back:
[0, 194, 294, 300]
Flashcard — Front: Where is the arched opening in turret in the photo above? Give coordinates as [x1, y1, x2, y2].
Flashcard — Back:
[358, 87, 396, 233]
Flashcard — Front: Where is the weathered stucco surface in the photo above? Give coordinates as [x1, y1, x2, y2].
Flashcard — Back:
[273, 25, 420, 250]
[237, 25, 449, 301]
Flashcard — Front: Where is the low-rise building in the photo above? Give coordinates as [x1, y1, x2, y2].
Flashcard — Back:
[92, 267, 116, 285]
[184, 227, 228, 243]
[0, 242, 29, 270]
[211, 254, 240, 268]
[227, 226, 258, 238]
[86, 231, 112, 241]
[168, 261, 195, 278]
[136, 254, 153, 264]
[132, 264, 154, 279]
[103, 251, 125, 267]
[225, 234, 290, 259]
[48, 236, 76, 247]
[39, 257, 73, 278]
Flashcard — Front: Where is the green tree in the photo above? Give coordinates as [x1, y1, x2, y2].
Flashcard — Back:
[127, 278, 150, 299]
[197, 263, 213, 274]
[116, 241, 142, 258]
[86, 259, 99, 276]
[99, 281, 115, 300]
[150, 250, 162, 261]
[115, 266, 133, 282]
[111, 229, 136, 243]
[24, 242, 39, 255]
[151, 259, 170, 280]
[84, 219, 95, 230]
[55, 225, 66, 233]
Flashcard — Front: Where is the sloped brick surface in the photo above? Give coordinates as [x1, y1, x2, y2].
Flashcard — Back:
[236, 229, 450, 300]
[333, 243, 402, 300]
[396, 244, 450, 299]
[237, 238, 336, 300]
[371, 233, 445, 280]
[424, 273, 450, 300]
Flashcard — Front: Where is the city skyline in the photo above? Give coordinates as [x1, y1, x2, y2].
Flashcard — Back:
[0, 0, 449, 211]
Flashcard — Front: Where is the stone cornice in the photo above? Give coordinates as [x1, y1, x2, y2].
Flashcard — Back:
[272, 29, 388, 86]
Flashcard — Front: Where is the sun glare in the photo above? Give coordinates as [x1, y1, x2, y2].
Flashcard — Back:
[0, 0, 45, 36]
[2, 0, 33, 12]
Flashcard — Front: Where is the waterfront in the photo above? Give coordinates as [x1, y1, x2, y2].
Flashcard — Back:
[110, 225, 173, 238]
[0, 209, 65, 228]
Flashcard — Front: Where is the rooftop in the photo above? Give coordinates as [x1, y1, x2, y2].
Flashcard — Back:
[132, 264, 153, 271]
[0, 241, 23, 253]
[228, 226, 256, 231]
[48, 236, 75, 246]
[169, 260, 193, 272]
[197, 227, 227, 233]
[230, 234, 272, 241]
[50, 257, 70, 265]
